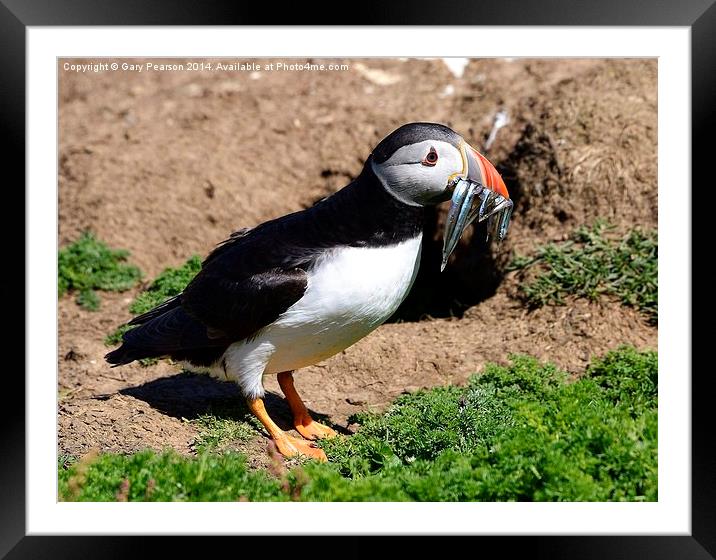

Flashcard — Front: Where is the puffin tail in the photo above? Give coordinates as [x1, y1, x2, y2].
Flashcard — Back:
[105, 296, 185, 366]
[104, 343, 145, 367]
[104, 306, 210, 367]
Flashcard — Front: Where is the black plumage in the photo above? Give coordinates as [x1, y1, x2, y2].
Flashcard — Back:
[105, 159, 425, 368]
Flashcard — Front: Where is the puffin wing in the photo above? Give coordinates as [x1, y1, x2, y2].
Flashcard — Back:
[178, 217, 312, 342]
[180, 266, 308, 342]
[106, 266, 307, 365]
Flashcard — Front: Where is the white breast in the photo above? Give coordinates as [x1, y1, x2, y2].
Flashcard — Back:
[261, 234, 423, 374]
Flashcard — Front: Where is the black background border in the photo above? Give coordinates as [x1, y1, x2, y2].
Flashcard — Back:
[3, 1, 709, 558]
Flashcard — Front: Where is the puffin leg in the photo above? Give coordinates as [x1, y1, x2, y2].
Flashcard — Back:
[247, 397, 327, 462]
[277, 371, 338, 441]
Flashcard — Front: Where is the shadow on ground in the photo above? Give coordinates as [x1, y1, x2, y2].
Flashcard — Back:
[118, 372, 346, 434]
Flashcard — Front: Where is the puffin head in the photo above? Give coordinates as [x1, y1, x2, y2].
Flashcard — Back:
[370, 122, 513, 270]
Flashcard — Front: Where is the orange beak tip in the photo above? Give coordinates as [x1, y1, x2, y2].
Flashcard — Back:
[473, 148, 509, 200]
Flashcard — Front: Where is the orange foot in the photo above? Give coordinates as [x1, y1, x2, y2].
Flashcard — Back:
[294, 415, 338, 441]
[274, 434, 327, 462]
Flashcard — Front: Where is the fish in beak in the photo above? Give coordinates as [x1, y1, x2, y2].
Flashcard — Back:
[441, 142, 512, 271]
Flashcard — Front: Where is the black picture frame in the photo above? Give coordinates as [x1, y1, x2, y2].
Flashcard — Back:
[4, 1, 708, 557]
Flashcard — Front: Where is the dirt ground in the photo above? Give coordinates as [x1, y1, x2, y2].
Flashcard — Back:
[58, 57, 657, 462]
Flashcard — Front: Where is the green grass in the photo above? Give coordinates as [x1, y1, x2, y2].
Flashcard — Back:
[311, 346, 657, 501]
[59, 347, 657, 502]
[508, 222, 657, 324]
[192, 416, 256, 453]
[59, 450, 288, 502]
[58, 232, 142, 310]
[104, 255, 203, 351]
[191, 400, 259, 454]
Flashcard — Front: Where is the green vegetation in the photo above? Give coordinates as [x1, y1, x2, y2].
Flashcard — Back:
[192, 415, 256, 453]
[128, 255, 203, 316]
[58, 232, 142, 310]
[191, 400, 259, 454]
[59, 347, 657, 502]
[311, 346, 656, 501]
[104, 255, 203, 352]
[508, 222, 657, 324]
[104, 325, 132, 347]
[59, 450, 287, 502]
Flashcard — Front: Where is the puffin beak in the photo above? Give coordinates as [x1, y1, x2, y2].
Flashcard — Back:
[441, 143, 513, 271]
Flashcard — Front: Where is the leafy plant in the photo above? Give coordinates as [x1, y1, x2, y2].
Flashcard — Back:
[58, 232, 142, 310]
[58, 449, 287, 502]
[60, 347, 657, 502]
[191, 401, 257, 453]
[508, 222, 657, 323]
[129, 255, 203, 316]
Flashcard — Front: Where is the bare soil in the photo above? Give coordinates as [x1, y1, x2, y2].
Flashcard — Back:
[58, 58, 657, 461]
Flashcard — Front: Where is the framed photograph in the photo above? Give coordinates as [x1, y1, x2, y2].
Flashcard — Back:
[7, 0, 708, 557]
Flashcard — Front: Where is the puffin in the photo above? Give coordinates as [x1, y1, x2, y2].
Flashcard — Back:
[106, 122, 512, 461]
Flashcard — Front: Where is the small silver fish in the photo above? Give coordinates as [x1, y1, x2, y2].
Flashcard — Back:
[441, 177, 513, 271]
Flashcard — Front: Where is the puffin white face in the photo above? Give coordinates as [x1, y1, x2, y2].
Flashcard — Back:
[371, 140, 464, 206]
[369, 122, 513, 271]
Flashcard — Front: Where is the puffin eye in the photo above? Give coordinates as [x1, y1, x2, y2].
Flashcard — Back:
[422, 148, 438, 166]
